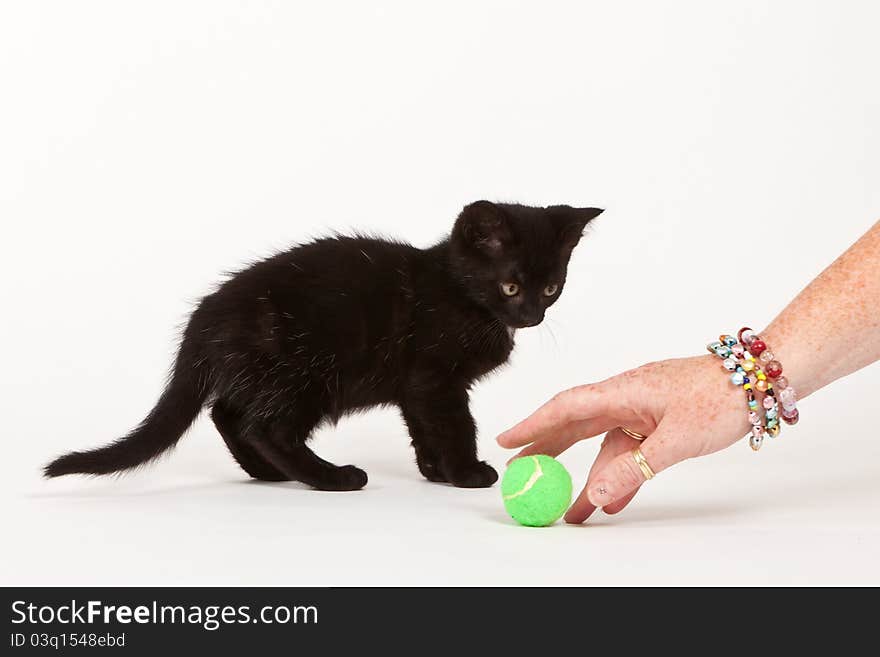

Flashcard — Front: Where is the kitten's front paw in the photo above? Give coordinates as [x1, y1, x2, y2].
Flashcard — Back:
[417, 458, 448, 483]
[446, 461, 498, 488]
[313, 465, 368, 491]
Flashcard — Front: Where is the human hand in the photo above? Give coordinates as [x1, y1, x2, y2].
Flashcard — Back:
[496, 355, 752, 523]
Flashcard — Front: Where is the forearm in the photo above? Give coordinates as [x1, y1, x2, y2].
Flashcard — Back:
[501, 220, 880, 520]
[762, 220, 880, 398]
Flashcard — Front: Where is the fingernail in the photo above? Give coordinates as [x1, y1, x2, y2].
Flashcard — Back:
[588, 483, 612, 507]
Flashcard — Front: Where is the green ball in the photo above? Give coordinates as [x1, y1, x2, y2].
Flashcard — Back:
[501, 455, 573, 527]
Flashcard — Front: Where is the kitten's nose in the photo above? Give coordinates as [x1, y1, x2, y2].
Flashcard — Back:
[518, 312, 544, 328]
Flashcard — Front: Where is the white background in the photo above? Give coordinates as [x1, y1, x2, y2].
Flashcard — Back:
[2, 1, 879, 586]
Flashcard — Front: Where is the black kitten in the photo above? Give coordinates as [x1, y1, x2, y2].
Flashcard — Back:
[45, 201, 602, 490]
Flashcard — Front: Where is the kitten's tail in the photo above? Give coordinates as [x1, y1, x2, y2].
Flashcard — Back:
[43, 352, 210, 478]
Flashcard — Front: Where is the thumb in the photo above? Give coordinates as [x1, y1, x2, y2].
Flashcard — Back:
[585, 420, 687, 508]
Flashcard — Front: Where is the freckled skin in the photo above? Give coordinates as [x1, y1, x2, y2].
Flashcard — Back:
[44, 201, 603, 490]
[499, 220, 880, 522]
[763, 221, 880, 397]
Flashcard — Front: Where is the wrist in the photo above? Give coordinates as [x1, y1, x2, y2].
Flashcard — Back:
[706, 329, 800, 449]
[759, 325, 819, 399]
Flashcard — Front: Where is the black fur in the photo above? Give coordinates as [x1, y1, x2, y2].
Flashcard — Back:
[44, 201, 602, 490]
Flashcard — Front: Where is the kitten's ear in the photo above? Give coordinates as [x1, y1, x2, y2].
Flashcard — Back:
[551, 206, 604, 249]
[456, 200, 512, 255]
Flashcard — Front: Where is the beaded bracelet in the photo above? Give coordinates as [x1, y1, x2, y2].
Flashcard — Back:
[707, 328, 799, 451]
[738, 328, 799, 425]
[708, 336, 771, 450]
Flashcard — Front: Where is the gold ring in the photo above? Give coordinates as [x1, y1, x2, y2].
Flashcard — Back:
[631, 447, 655, 480]
[620, 427, 648, 441]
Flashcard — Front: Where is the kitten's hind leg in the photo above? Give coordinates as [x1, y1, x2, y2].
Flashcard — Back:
[249, 412, 368, 491]
[211, 400, 288, 481]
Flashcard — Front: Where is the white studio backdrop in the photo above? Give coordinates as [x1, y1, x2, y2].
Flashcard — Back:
[1, 2, 878, 585]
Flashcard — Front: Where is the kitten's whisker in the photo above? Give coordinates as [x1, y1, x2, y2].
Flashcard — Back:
[542, 321, 560, 351]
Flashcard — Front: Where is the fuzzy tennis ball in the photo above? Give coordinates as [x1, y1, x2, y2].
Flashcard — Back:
[501, 455, 573, 527]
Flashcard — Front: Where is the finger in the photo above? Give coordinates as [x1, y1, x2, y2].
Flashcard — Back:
[588, 432, 643, 515]
[497, 384, 611, 448]
[564, 428, 636, 524]
[602, 489, 639, 515]
[592, 426, 645, 515]
[509, 416, 617, 462]
[585, 419, 686, 509]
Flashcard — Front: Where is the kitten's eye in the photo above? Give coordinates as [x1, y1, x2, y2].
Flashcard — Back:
[543, 284, 559, 296]
[500, 282, 520, 297]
